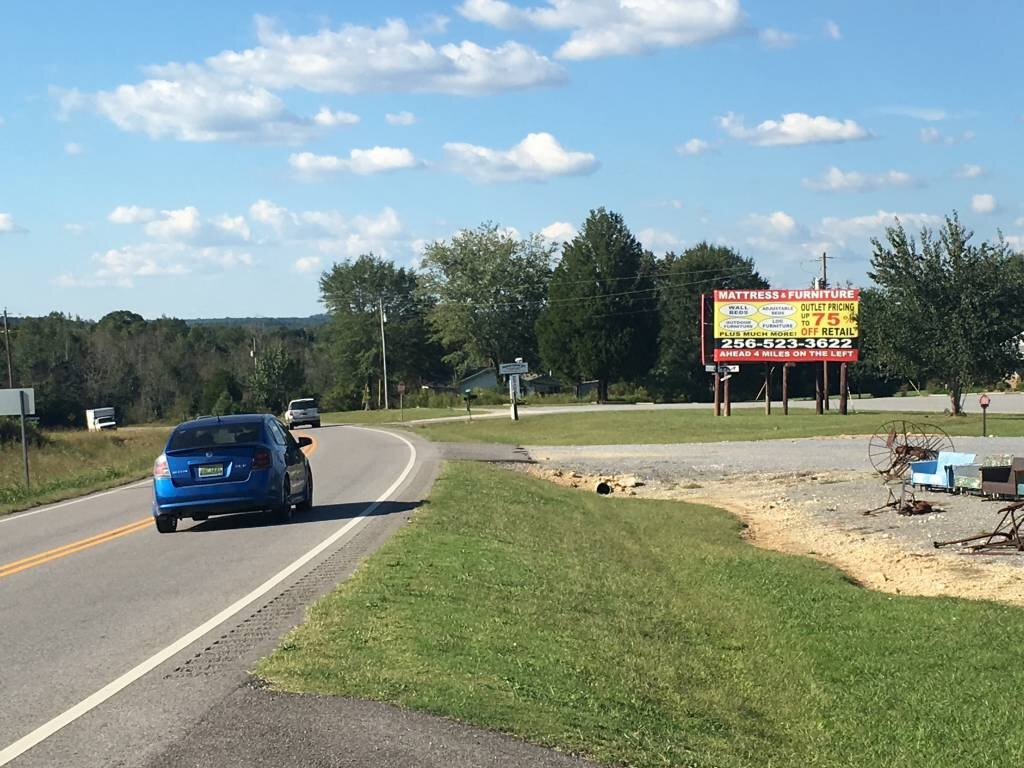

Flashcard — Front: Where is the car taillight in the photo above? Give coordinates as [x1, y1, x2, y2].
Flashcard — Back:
[153, 455, 171, 479]
[252, 450, 272, 470]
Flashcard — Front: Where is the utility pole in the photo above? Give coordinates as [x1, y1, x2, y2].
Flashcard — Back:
[3, 308, 13, 388]
[250, 337, 257, 370]
[379, 298, 389, 410]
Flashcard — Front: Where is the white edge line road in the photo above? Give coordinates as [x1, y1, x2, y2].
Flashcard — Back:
[0, 428, 418, 767]
[0, 481, 152, 526]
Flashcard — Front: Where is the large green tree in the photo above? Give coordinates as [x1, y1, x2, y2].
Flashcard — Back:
[318, 253, 440, 409]
[536, 208, 658, 402]
[654, 243, 768, 401]
[419, 224, 554, 375]
[867, 214, 1024, 413]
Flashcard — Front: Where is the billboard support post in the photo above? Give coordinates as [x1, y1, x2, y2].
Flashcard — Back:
[724, 376, 731, 417]
[782, 364, 790, 416]
[839, 363, 849, 415]
[764, 364, 771, 415]
[713, 372, 721, 416]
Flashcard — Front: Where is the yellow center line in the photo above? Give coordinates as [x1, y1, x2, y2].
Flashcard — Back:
[0, 518, 152, 580]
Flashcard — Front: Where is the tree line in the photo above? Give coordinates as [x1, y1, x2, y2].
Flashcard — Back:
[4, 208, 1022, 428]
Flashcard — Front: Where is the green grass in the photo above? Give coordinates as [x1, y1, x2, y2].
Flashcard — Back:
[0, 428, 169, 516]
[259, 462, 1024, 768]
[321, 407, 498, 425]
[407, 408, 1024, 445]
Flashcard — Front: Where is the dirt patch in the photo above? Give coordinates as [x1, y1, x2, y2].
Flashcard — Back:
[517, 464, 1024, 608]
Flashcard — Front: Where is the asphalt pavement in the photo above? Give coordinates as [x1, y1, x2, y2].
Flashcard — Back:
[0, 425, 468, 767]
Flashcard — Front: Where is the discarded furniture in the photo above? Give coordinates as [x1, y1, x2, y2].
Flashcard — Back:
[953, 464, 983, 494]
[980, 455, 1024, 498]
[910, 451, 977, 491]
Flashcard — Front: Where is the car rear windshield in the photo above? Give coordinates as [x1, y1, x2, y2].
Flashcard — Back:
[167, 421, 264, 451]
[289, 399, 317, 410]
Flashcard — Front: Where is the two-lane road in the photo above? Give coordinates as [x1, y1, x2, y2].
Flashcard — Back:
[0, 425, 438, 767]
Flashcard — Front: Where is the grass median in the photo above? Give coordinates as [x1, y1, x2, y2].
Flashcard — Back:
[407, 408, 1024, 445]
[259, 461, 1024, 768]
[0, 428, 168, 516]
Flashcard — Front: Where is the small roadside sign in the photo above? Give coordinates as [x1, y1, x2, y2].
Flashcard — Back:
[704, 364, 739, 374]
[979, 394, 991, 409]
[0, 388, 34, 416]
[499, 361, 529, 375]
[397, 382, 406, 395]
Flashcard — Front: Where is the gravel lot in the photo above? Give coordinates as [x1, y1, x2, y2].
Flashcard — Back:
[525, 436, 1024, 604]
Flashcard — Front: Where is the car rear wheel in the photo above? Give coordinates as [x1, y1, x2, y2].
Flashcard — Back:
[155, 515, 177, 534]
[276, 480, 293, 524]
[297, 470, 313, 512]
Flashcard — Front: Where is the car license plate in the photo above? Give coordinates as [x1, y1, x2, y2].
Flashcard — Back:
[198, 464, 224, 478]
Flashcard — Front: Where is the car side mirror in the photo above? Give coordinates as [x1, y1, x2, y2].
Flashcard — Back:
[296, 436, 313, 449]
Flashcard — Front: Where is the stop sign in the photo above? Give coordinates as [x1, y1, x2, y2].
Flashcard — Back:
[979, 394, 991, 409]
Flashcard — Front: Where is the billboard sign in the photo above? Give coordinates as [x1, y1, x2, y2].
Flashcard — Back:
[712, 289, 859, 363]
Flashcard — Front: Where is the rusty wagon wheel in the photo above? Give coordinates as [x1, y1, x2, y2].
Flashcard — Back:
[868, 420, 954, 478]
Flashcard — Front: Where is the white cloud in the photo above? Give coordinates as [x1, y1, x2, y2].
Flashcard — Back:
[293, 256, 322, 274]
[458, 0, 744, 60]
[108, 205, 157, 224]
[676, 138, 710, 156]
[289, 147, 419, 178]
[759, 28, 798, 49]
[955, 163, 985, 179]
[64, 223, 87, 235]
[444, 131, 597, 182]
[142, 207, 253, 243]
[802, 166, 916, 193]
[659, 199, 685, 210]
[313, 107, 360, 127]
[92, 72, 319, 143]
[719, 112, 872, 146]
[824, 20, 841, 39]
[385, 111, 417, 126]
[145, 207, 203, 239]
[540, 221, 576, 242]
[971, 193, 998, 214]
[61, 16, 564, 143]
[884, 106, 949, 122]
[818, 210, 942, 247]
[64, 142, 83, 155]
[197, 16, 563, 95]
[248, 199, 407, 258]
[748, 211, 798, 237]
[638, 228, 683, 252]
[920, 126, 974, 145]
[1005, 235, 1024, 252]
[60, 242, 254, 288]
[0, 213, 24, 233]
[1016, 218, 1024, 228]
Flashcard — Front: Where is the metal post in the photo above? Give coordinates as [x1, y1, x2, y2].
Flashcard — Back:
[379, 298, 389, 410]
[823, 362, 830, 411]
[724, 376, 731, 417]
[3, 308, 13, 388]
[764, 364, 771, 415]
[982, 407, 987, 437]
[509, 374, 519, 421]
[839, 363, 848, 415]
[713, 372, 721, 416]
[782, 364, 789, 416]
[19, 389, 30, 489]
[815, 366, 823, 415]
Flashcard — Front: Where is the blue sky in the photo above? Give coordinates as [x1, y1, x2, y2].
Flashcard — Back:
[1, 0, 1020, 319]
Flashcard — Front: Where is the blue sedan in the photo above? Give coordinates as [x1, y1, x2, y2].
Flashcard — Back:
[152, 414, 313, 533]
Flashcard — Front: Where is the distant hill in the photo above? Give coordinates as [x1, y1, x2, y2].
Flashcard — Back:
[184, 315, 330, 328]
